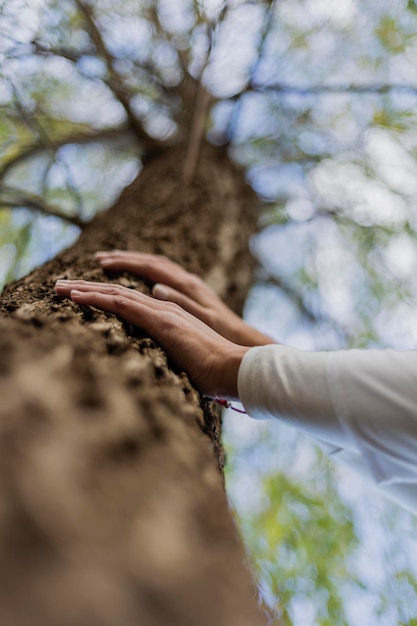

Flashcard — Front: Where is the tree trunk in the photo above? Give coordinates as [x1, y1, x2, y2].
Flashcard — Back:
[0, 144, 268, 626]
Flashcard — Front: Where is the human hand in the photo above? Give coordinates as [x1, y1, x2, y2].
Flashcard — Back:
[94, 251, 274, 347]
[54, 279, 248, 400]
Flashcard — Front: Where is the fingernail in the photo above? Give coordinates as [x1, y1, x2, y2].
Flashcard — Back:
[94, 251, 109, 257]
[70, 290, 83, 297]
[153, 284, 169, 300]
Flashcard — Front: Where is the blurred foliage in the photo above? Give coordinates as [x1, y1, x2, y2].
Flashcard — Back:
[2, 0, 417, 624]
[0, 210, 31, 285]
[224, 418, 417, 625]
[242, 458, 359, 625]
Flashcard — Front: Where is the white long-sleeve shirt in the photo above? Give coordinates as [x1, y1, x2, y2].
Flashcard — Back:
[237, 345, 417, 516]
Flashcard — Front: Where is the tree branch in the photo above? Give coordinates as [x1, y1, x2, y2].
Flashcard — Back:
[226, 0, 278, 140]
[249, 82, 417, 97]
[182, 8, 232, 186]
[258, 269, 351, 343]
[144, 5, 197, 123]
[182, 85, 212, 186]
[31, 40, 92, 64]
[0, 126, 133, 182]
[182, 19, 218, 186]
[74, 0, 160, 146]
[0, 187, 85, 228]
[259, 270, 319, 324]
[29, 39, 174, 140]
[5, 79, 86, 216]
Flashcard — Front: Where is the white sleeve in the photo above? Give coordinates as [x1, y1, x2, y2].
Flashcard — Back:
[237, 345, 417, 513]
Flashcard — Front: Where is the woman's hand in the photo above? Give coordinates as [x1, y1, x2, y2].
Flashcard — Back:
[54, 279, 248, 400]
[94, 250, 274, 347]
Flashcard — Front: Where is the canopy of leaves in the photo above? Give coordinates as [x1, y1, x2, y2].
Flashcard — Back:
[2, 1, 417, 624]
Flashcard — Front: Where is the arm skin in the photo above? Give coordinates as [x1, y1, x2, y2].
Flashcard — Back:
[55, 251, 275, 400]
[94, 250, 274, 347]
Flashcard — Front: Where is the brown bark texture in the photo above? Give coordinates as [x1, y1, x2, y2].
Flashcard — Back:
[0, 144, 268, 626]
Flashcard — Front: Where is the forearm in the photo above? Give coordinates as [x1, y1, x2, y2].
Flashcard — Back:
[237, 345, 352, 450]
[237, 344, 417, 490]
[231, 320, 276, 347]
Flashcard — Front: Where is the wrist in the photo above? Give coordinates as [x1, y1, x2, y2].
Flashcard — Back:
[233, 321, 276, 347]
[215, 344, 249, 401]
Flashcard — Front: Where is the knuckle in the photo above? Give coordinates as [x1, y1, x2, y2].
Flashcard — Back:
[155, 254, 180, 270]
[187, 273, 198, 285]
[140, 260, 152, 272]
[113, 295, 130, 310]
[160, 309, 180, 328]
[186, 272, 202, 292]
[164, 301, 182, 313]
[155, 254, 169, 263]
[205, 309, 216, 327]
[108, 284, 125, 296]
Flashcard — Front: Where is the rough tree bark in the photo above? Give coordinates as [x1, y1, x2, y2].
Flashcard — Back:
[0, 144, 269, 626]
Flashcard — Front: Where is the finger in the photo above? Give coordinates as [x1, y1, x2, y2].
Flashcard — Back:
[56, 279, 140, 295]
[152, 283, 209, 322]
[55, 280, 154, 307]
[69, 288, 219, 344]
[56, 280, 191, 321]
[96, 251, 180, 276]
[70, 289, 157, 333]
[99, 254, 189, 288]
[94, 250, 125, 258]
[55, 279, 112, 294]
[95, 251, 151, 268]
[56, 279, 135, 298]
[95, 252, 203, 300]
